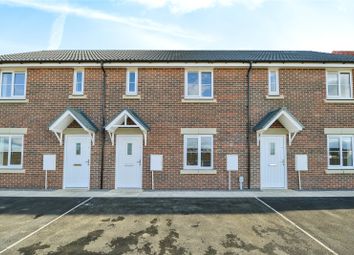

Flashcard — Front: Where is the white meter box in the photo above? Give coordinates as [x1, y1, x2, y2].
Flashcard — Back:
[43, 154, 56, 171]
[227, 154, 238, 171]
[295, 154, 308, 171]
[150, 154, 163, 171]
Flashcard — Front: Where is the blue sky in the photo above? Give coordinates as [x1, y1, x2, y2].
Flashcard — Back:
[0, 0, 353, 54]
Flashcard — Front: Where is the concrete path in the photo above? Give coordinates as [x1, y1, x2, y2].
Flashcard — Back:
[0, 189, 354, 197]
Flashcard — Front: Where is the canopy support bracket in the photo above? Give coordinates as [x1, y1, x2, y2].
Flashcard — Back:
[54, 132, 63, 146]
[288, 132, 297, 146]
[109, 132, 115, 145]
[144, 132, 147, 146]
[257, 131, 263, 146]
[89, 132, 95, 146]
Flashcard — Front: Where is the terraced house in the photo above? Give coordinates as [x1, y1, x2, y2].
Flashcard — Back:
[1, 50, 354, 190]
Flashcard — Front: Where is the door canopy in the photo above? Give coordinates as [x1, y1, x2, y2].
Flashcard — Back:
[49, 107, 98, 145]
[254, 107, 304, 145]
[105, 109, 150, 146]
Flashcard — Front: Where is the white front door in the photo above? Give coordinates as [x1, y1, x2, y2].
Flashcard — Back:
[116, 135, 143, 188]
[64, 135, 91, 188]
[260, 136, 286, 189]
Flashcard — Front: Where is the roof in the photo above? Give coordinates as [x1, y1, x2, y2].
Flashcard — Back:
[332, 51, 354, 56]
[253, 107, 304, 132]
[2, 50, 354, 63]
[106, 108, 150, 132]
[49, 107, 98, 133]
[125, 109, 150, 131]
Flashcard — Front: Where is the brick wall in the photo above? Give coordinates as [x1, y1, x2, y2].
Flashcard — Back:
[249, 68, 354, 189]
[0, 68, 104, 189]
[1, 66, 354, 190]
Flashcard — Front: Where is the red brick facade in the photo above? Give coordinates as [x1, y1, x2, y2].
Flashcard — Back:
[1, 66, 354, 190]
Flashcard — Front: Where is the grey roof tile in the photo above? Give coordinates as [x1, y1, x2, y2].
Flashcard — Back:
[1, 50, 354, 63]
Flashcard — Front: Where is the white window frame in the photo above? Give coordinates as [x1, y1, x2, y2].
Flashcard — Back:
[326, 71, 353, 99]
[183, 134, 213, 170]
[327, 135, 354, 170]
[126, 69, 138, 95]
[0, 135, 24, 169]
[0, 71, 27, 99]
[73, 69, 85, 95]
[268, 69, 279, 95]
[184, 69, 214, 99]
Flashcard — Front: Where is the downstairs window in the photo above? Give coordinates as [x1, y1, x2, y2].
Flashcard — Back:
[0, 135, 24, 169]
[184, 135, 213, 169]
[328, 135, 353, 169]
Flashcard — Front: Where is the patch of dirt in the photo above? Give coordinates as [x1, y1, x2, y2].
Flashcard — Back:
[48, 230, 104, 255]
[191, 222, 200, 228]
[33, 214, 43, 219]
[108, 224, 158, 254]
[204, 246, 217, 255]
[18, 242, 50, 255]
[159, 229, 187, 255]
[222, 233, 259, 252]
[111, 216, 124, 222]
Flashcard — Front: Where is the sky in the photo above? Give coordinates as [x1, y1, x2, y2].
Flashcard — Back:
[0, 0, 353, 54]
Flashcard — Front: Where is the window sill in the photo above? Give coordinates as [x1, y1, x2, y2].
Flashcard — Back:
[324, 99, 354, 104]
[181, 99, 217, 103]
[326, 169, 354, 174]
[0, 169, 25, 174]
[122, 95, 141, 100]
[266, 95, 284, 100]
[180, 169, 217, 175]
[0, 99, 29, 104]
[68, 95, 87, 99]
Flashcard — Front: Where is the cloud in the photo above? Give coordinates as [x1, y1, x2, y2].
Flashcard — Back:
[0, 0, 212, 41]
[129, 0, 266, 14]
[48, 13, 66, 50]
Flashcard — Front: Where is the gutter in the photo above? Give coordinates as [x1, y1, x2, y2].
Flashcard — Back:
[100, 62, 107, 189]
[246, 62, 253, 189]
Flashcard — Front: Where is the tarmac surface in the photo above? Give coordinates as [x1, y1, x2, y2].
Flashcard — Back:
[1, 196, 353, 254]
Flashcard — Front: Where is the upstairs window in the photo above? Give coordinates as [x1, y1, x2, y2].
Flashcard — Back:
[0, 71, 26, 99]
[326, 71, 352, 99]
[185, 70, 213, 99]
[268, 69, 279, 95]
[73, 70, 84, 95]
[126, 69, 138, 95]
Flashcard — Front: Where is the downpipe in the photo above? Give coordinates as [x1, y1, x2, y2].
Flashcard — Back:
[100, 62, 107, 189]
[246, 62, 253, 189]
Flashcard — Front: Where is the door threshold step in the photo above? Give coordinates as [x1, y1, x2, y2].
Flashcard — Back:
[113, 188, 143, 193]
[63, 188, 89, 191]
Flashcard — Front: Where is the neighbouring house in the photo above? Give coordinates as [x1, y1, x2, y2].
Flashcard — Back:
[1, 50, 354, 190]
[332, 51, 354, 55]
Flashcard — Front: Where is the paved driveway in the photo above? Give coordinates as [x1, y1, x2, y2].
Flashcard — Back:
[1, 197, 353, 254]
